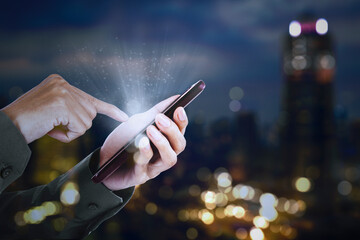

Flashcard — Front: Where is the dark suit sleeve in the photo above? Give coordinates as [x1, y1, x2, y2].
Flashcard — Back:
[0, 111, 134, 239]
[0, 111, 31, 193]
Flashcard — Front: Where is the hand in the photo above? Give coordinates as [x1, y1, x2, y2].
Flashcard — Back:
[100, 96, 188, 191]
[1, 74, 128, 143]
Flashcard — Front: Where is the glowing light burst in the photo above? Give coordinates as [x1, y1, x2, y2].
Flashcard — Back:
[111, 50, 178, 115]
[56, 43, 207, 130]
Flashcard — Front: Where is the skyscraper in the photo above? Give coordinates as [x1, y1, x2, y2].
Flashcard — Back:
[279, 13, 337, 237]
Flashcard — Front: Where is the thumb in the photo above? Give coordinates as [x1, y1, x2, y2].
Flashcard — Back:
[148, 95, 180, 115]
[47, 128, 72, 143]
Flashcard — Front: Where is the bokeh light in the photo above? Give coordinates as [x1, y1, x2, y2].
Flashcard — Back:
[200, 211, 214, 225]
[217, 172, 232, 188]
[14, 211, 26, 226]
[319, 54, 335, 69]
[316, 18, 328, 35]
[253, 216, 269, 229]
[232, 206, 245, 219]
[250, 227, 264, 240]
[42, 201, 58, 215]
[229, 86, 244, 100]
[203, 191, 216, 204]
[145, 202, 158, 215]
[284, 199, 299, 214]
[259, 206, 278, 221]
[60, 182, 80, 206]
[24, 207, 46, 224]
[289, 21, 301, 37]
[338, 180, 352, 196]
[215, 192, 228, 207]
[52, 217, 67, 232]
[186, 228, 198, 239]
[224, 204, 235, 217]
[291, 56, 307, 70]
[295, 177, 311, 192]
[215, 208, 226, 219]
[259, 193, 277, 207]
[229, 100, 242, 112]
[236, 228, 248, 240]
[178, 210, 189, 222]
[188, 185, 201, 197]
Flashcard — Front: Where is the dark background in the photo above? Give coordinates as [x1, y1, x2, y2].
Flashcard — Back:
[1, 1, 360, 239]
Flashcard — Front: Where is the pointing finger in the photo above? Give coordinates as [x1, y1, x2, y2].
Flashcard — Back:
[94, 98, 129, 122]
[71, 86, 129, 122]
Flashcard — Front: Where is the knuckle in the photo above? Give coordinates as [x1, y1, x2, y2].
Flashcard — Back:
[49, 74, 68, 86]
[48, 73, 62, 79]
[178, 138, 186, 152]
[90, 109, 97, 119]
[157, 138, 167, 149]
[166, 152, 177, 167]
[88, 95, 96, 105]
[80, 126, 87, 135]
[85, 120, 92, 129]
[51, 85, 71, 102]
[148, 171, 159, 179]
[53, 95, 67, 106]
[142, 147, 153, 158]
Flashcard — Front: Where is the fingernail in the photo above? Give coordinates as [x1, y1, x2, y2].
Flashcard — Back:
[178, 108, 186, 122]
[139, 136, 151, 150]
[148, 126, 162, 141]
[157, 114, 171, 127]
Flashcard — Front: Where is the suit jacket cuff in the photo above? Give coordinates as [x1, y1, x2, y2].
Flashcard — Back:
[57, 148, 134, 238]
[0, 111, 31, 193]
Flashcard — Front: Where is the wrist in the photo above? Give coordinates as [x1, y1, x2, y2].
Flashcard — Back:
[1, 108, 27, 142]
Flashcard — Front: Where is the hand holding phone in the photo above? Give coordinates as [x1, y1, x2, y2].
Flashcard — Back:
[92, 80, 206, 183]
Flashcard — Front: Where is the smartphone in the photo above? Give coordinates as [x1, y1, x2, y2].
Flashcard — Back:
[92, 80, 206, 183]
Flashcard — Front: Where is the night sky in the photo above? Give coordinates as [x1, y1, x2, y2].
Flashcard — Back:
[1, 0, 360, 126]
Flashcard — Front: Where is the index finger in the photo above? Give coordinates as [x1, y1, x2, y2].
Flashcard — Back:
[93, 98, 129, 122]
[71, 86, 129, 122]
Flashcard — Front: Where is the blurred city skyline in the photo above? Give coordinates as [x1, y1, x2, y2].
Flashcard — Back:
[0, 0, 360, 125]
[1, 1, 360, 240]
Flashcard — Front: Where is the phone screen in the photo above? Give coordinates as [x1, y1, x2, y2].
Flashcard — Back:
[92, 80, 206, 183]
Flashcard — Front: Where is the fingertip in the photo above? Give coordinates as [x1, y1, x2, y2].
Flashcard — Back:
[111, 105, 129, 122]
[135, 136, 153, 165]
[118, 109, 129, 122]
[153, 95, 180, 113]
[173, 107, 188, 135]
[175, 107, 187, 122]
[140, 142, 153, 159]
[93, 98, 129, 122]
